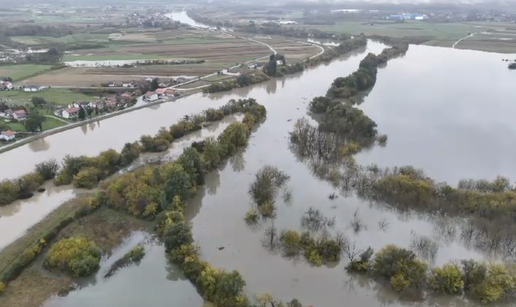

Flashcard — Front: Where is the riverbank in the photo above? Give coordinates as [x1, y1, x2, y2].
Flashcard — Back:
[0, 95, 190, 155]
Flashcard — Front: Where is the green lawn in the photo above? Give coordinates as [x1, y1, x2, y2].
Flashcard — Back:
[0, 89, 97, 106]
[42, 116, 67, 130]
[1, 113, 67, 133]
[0, 64, 56, 81]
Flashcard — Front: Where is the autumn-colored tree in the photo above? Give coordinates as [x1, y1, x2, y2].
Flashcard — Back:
[44, 236, 101, 277]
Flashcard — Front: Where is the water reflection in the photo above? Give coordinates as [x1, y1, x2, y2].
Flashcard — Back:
[28, 138, 50, 152]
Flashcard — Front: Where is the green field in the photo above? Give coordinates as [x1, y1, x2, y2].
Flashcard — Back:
[0, 64, 57, 81]
[297, 21, 483, 42]
[10, 33, 109, 45]
[0, 88, 97, 106]
[203, 74, 235, 82]
[1, 112, 66, 132]
[63, 54, 199, 61]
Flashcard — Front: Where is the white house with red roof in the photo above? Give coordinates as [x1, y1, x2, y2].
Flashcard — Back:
[62, 107, 80, 119]
[0, 130, 15, 141]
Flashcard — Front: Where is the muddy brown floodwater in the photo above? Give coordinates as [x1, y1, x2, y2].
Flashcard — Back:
[5, 39, 516, 307]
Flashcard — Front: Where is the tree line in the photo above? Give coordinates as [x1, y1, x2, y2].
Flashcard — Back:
[0, 98, 266, 206]
[346, 244, 516, 303]
[204, 73, 270, 93]
[326, 42, 409, 99]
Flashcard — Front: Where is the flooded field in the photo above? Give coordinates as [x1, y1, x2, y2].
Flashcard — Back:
[2, 35, 516, 307]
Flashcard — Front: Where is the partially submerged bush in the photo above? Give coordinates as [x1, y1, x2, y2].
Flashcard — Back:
[372, 245, 428, 292]
[346, 243, 516, 303]
[44, 236, 101, 277]
[428, 264, 464, 295]
[104, 245, 146, 278]
[244, 209, 260, 225]
[35, 159, 59, 180]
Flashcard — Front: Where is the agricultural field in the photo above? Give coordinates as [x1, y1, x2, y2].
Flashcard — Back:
[293, 20, 516, 52]
[453, 23, 516, 53]
[0, 88, 98, 106]
[262, 37, 321, 62]
[10, 33, 109, 46]
[25, 30, 273, 86]
[0, 64, 58, 81]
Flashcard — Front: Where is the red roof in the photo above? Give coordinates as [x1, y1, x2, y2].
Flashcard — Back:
[1, 130, 15, 137]
[14, 109, 27, 115]
[65, 107, 80, 113]
[145, 91, 155, 96]
[155, 88, 167, 94]
[165, 89, 176, 94]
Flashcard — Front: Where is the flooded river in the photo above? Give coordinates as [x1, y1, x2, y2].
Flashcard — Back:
[1, 36, 515, 307]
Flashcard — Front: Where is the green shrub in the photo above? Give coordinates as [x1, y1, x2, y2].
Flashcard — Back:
[244, 209, 259, 225]
[0, 180, 20, 205]
[73, 167, 102, 189]
[44, 236, 101, 277]
[428, 264, 464, 294]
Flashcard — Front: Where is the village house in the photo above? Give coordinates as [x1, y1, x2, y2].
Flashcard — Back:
[165, 89, 176, 97]
[155, 88, 167, 97]
[12, 109, 27, 121]
[72, 101, 93, 109]
[121, 92, 133, 99]
[105, 99, 118, 108]
[0, 80, 13, 91]
[62, 107, 80, 119]
[144, 91, 158, 102]
[0, 130, 15, 141]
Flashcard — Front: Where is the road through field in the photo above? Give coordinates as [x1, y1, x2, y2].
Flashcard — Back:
[452, 33, 476, 49]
